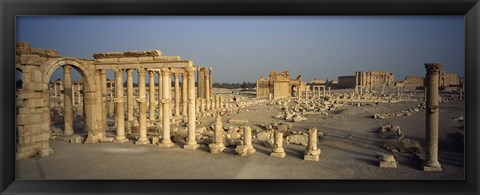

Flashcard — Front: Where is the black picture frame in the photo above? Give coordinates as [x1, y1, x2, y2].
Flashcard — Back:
[1, 0, 479, 194]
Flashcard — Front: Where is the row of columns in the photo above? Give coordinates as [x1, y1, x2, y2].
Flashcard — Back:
[355, 71, 391, 94]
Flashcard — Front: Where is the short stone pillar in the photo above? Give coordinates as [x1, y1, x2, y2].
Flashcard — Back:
[183, 67, 199, 150]
[236, 126, 256, 156]
[304, 127, 321, 161]
[423, 63, 442, 171]
[270, 131, 286, 158]
[209, 116, 225, 153]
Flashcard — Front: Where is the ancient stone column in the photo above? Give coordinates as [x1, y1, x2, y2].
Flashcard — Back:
[209, 116, 225, 153]
[355, 71, 359, 94]
[149, 70, 156, 122]
[54, 83, 58, 100]
[63, 65, 74, 136]
[173, 73, 180, 117]
[423, 63, 442, 171]
[304, 127, 321, 161]
[126, 69, 134, 133]
[195, 98, 200, 114]
[215, 95, 220, 110]
[157, 70, 163, 120]
[160, 68, 174, 147]
[220, 96, 225, 110]
[182, 72, 188, 116]
[328, 87, 331, 96]
[201, 98, 206, 112]
[184, 67, 199, 150]
[205, 71, 210, 111]
[244, 126, 254, 150]
[270, 131, 286, 158]
[114, 69, 128, 143]
[197, 67, 205, 98]
[108, 81, 114, 117]
[77, 82, 82, 115]
[100, 70, 107, 133]
[83, 90, 99, 143]
[236, 126, 256, 156]
[71, 83, 75, 108]
[136, 68, 149, 145]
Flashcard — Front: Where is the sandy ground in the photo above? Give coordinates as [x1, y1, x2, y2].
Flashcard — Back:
[16, 89, 464, 179]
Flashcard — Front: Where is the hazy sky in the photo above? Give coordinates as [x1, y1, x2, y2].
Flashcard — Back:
[16, 16, 464, 83]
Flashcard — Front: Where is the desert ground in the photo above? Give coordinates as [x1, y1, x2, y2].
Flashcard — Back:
[16, 88, 464, 179]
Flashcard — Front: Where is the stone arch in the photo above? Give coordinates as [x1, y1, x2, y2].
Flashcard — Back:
[41, 57, 96, 91]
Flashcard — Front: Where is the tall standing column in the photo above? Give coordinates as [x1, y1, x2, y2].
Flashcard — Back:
[114, 69, 128, 143]
[136, 68, 149, 145]
[182, 73, 188, 116]
[71, 83, 76, 108]
[355, 71, 359, 94]
[160, 68, 174, 147]
[100, 70, 107, 134]
[157, 70, 163, 120]
[77, 82, 82, 115]
[63, 65, 74, 136]
[205, 72, 210, 111]
[149, 70, 156, 121]
[174, 73, 180, 117]
[197, 67, 205, 98]
[184, 67, 199, 150]
[126, 69, 134, 133]
[423, 63, 442, 171]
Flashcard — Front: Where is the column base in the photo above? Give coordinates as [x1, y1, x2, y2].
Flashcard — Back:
[159, 141, 175, 148]
[114, 138, 129, 143]
[135, 138, 150, 145]
[209, 143, 225, 154]
[304, 154, 320, 161]
[84, 136, 99, 144]
[183, 143, 199, 150]
[423, 164, 442, 171]
[270, 151, 286, 158]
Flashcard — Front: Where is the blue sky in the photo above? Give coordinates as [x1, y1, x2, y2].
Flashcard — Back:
[16, 16, 464, 83]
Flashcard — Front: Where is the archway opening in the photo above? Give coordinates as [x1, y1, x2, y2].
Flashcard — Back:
[48, 65, 87, 138]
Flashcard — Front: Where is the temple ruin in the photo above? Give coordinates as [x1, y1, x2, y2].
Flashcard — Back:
[256, 70, 309, 100]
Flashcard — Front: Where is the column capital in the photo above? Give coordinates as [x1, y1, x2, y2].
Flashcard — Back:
[425, 63, 442, 73]
[186, 66, 196, 76]
[100, 69, 106, 75]
[126, 69, 133, 74]
[114, 68, 123, 75]
[63, 65, 72, 73]
[161, 67, 171, 75]
[137, 68, 146, 75]
[173, 72, 180, 77]
[148, 69, 155, 75]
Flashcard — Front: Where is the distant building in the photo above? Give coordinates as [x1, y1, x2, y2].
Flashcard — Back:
[256, 70, 308, 100]
[337, 76, 356, 88]
[307, 78, 326, 90]
[402, 71, 460, 90]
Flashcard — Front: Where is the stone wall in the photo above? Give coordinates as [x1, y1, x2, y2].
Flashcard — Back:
[337, 76, 356, 88]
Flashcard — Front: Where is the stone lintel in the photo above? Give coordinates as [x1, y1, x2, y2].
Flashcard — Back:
[93, 50, 162, 59]
[95, 61, 192, 69]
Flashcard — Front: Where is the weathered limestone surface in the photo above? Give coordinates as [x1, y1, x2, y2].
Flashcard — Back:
[270, 131, 286, 158]
[209, 116, 225, 154]
[423, 63, 442, 172]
